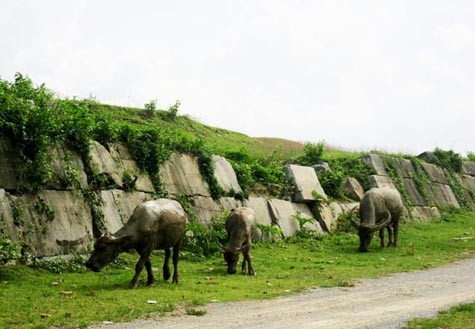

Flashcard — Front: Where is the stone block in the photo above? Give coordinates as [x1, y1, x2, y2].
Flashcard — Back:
[218, 197, 243, 211]
[190, 196, 221, 226]
[410, 206, 440, 222]
[462, 161, 475, 176]
[402, 178, 427, 206]
[268, 199, 300, 237]
[341, 177, 364, 201]
[285, 164, 327, 202]
[362, 154, 388, 176]
[292, 202, 323, 234]
[421, 163, 449, 184]
[90, 141, 123, 186]
[385, 157, 416, 178]
[99, 190, 153, 234]
[461, 175, 475, 191]
[315, 202, 337, 232]
[0, 136, 20, 190]
[48, 145, 88, 190]
[426, 183, 460, 208]
[160, 153, 210, 197]
[17, 191, 93, 257]
[244, 197, 275, 241]
[368, 175, 397, 190]
[0, 189, 20, 242]
[212, 155, 242, 193]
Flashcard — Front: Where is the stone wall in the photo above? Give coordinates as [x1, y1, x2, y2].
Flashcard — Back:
[1, 134, 474, 258]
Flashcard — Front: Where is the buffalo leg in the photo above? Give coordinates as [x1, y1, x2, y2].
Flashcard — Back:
[379, 229, 385, 248]
[386, 225, 394, 247]
[172, 242, 180, 284]
[241, 255, 247, 272]
[393, 219, 399, 247]
[163, 249, 171, 281]
[243, 248, 254, 276]
[145, 258, 156, 286]
[130, 253, 151, 288]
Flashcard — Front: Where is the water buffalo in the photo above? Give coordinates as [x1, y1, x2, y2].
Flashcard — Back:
[222, 207, 257, 275]
[350, 187, 403, 252]
[85, 199, 186, 288]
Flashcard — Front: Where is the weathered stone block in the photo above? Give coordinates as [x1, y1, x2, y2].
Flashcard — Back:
[190, 196, 221, 226]
[421, 163, 449, 184]
[461, 175, 475, 191]
[410, 206, 440, 222]
[368, 175, 397, 189]
[0, 189, 19, 242]
[17, 191, 93, 257]
[0, 136, 20, 190]
[90, 141, 123, 186]
[385, 157, 416, 178]
[160, 153, 210, 197]
[244, 197, 275, 241]
[48, 145, 88, 190]
[362, 154, 388, 176]
[462, 161, 475, 177]
[315, 202, 337, 232]
[292, 202, 323, 234]
[268, 199, 300, 237]
[212, 155, 241, 194]
[402, 178, 426, 206]
[218, 197, 242, 211]
[426, 183, 460, 208]
[100, 190, 153, 234]
[285, 164, 327, 202]
[341, 177, 364, 201]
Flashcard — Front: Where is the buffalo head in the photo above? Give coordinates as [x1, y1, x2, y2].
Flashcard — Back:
[85, 234, 128, 272]
[350, 210, 392, 252]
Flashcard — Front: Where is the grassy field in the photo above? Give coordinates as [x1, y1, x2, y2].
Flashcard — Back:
[1, 210, 475, 329]
[403, 303, 475, 329]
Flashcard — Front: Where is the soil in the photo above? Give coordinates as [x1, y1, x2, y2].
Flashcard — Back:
[90, 257, 475, 329]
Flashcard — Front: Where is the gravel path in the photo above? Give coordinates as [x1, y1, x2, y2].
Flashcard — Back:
[91, 258, 475, 329]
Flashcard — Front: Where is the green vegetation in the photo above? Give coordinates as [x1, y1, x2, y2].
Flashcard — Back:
[1, 209, 475, 328]
[403, 302, 475, 329]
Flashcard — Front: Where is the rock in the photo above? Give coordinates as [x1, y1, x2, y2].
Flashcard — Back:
[48, 145, 88, 190]
[90, 141, 123, 187]
[417, 151, 436, 163]
[218, 197, 242, 211]
[190, 196, 221, 226]
[461, 175, 475, 191]
[100, 190, 153, 234]
[312, 162, 331, 173]
[426, 183, 460, 208]
[421, 163, 449, 184]
[0, 136, 20, 190]
[462, 161, 475, 177]
[285, 164, 327, 202]
[410, 206, 440, 222]
[292, 203, 323, 234]
[16, 191, 93, 257]
[361, 154, 388, 176]
[368, 175, 397, 190]
[315, 202, 337, 232]
[341, 177, 364, 201]
[402, 179, 427, 206]
[267, 199, 300, 237]
[385, 157, 416, 178]
[244, 197, 275, 241]
[109, 144, 155, 193]
[160, 153, 210, 197]
[212, 155, 242, 194]
[0, 189, 19, 242]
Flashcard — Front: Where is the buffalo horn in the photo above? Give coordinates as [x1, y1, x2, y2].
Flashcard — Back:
[369, 210, 392, 232]
[348, 206, 360, 229]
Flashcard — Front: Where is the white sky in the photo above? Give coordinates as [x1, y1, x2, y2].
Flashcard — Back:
[1, 1, 474, 155]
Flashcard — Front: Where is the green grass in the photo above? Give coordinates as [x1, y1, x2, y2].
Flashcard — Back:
[1, 210, 475, 329]
[403, 303, 475, 329]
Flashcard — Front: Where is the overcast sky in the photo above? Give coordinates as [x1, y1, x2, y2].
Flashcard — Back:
[1, 1, 474, 155]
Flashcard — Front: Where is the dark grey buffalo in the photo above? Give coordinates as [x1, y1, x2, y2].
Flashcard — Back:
[85, 199, 186, 288]
[222, 207, 257, 275]
[350, 187, 403, 252]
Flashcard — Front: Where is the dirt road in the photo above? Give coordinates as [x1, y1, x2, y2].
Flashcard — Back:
[92, 258, 475, 329]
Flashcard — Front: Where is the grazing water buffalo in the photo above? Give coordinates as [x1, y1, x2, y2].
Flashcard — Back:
[85, 199, 186, 288]
[222, 207, 257, 275]
[350, 187, 403, 252]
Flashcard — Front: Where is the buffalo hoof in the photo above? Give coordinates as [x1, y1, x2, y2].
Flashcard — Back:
[129, 281, 138, 289]
[147, 279, 156, 286]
